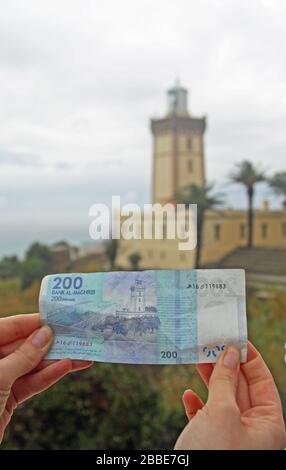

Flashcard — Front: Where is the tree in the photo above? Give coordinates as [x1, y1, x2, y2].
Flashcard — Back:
[104, 239, 118, 270]
[20, 242, 52, 289]
[174, 184, 223, 268]
[26, 242, 52, 263]
[128, 252, 141, 270]
[0, 255, 20, 279]
[20, 257, 47, 290]
[230, 160, 265, 248]
[268, 172, 286, 209]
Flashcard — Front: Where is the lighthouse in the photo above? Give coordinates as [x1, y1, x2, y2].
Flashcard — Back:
[130, 279, 146, 313]
[151, 80, 206, 205]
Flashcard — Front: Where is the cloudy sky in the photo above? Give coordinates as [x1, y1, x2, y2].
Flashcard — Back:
[1, 0, 286, 256]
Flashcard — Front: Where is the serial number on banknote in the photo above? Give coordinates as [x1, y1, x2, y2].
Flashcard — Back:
[187, 282, 226, 290]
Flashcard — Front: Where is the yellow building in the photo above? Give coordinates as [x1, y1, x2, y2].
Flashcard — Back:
[116, 82, 286, 270]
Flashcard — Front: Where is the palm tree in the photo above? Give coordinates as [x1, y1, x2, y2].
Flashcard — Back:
[268, 172, 286, 209]
[128, 252, 141, 270]
[230, 160, 265, 248]
[104, 238, 118, 270]
[174, 184, 223, 268]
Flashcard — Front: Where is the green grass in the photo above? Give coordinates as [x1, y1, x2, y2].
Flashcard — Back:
[0, 277, 39, 317]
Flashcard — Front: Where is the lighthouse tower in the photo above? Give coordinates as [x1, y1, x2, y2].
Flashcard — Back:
[130, 279, 146, 313]
[151, 80, 206, 205]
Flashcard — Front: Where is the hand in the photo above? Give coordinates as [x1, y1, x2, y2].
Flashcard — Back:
[0, 313, 93, 444]
[175, 342, 286, 450]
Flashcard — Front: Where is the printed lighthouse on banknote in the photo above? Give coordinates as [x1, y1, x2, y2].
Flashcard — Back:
[39, 269, 247, 364]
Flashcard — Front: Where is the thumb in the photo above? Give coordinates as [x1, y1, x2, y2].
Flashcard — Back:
[0, 325, 53, 389]
[207, 347, 240, 407]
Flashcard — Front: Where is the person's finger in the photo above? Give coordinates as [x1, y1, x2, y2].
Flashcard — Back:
[246, 341, 258, 361]
[13, 360, 93, 404]
[0, 314, 41, 345]
[196, 363, 214, 387]
[0, 341, 94, 371]
[12, 359, 73, 404]
[28, 359, 55, 372]
[0, 325, 53, 387]
[0, 326, 93, 372]
[196, 362, 251, 412]
[70, 360, 94, 372]
[241, 342, 282, 409]
[182, 389, 204, 420]
[207, 347, 240, 407]
[0, 338, 25, 358]
[33, 359, 93, 373]
[236, 368, 251, 412]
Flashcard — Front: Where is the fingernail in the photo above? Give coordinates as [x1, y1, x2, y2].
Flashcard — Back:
[31, 326, 53, 348]
[223, 348, 240, 369]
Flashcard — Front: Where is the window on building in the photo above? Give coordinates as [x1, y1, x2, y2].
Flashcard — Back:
[180, 252, 186, 262]
[261, 223, 268, 239]
[282, 223, 286, 237]
[163, 224, 167, 239]
[187, 137, 192, 150]
[240, 224, 245, 239]
[187, 160, 193, 173]
[214, 224, 221, 240]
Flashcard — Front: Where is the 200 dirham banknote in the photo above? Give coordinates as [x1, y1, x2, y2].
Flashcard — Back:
[39, 269, 247, 364]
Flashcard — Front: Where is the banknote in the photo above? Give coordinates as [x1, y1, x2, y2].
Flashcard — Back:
[39, 269, 247, 364]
